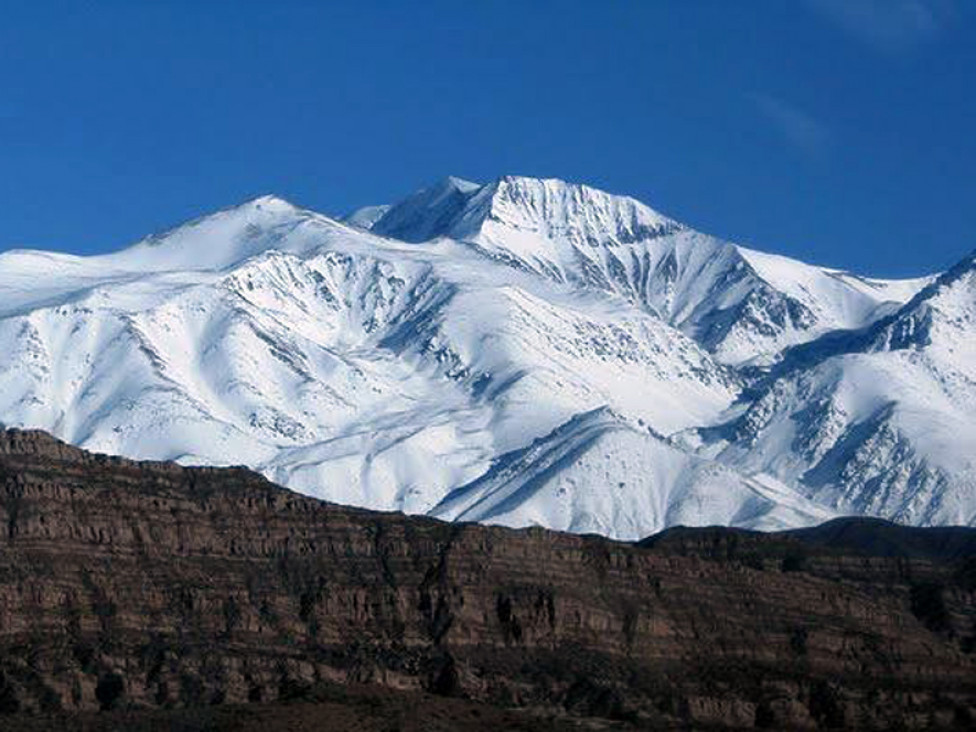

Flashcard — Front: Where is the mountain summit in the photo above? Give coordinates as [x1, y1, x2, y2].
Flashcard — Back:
[372, 175, 682, 251]
[0, 174, 968, 538]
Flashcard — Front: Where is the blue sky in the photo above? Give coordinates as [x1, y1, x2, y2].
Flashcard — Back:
[1, 0, 973, 277]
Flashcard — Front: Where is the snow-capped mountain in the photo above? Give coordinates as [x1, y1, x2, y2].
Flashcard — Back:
[0, 174, 966, 539]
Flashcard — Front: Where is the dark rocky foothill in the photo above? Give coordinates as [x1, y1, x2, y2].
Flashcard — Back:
[0, 428, 973, 729]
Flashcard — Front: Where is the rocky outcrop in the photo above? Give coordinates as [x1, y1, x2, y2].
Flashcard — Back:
[0, 428, 974, 729]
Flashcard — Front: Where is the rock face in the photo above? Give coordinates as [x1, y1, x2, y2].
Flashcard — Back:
[0, 429, 974, 729]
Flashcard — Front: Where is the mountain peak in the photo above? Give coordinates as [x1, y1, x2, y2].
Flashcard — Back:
[461, 175, 686, 254]
[440, 175, 481, 194]
[371, 176, 482, 242]
[106, 193, 317, 273]
[372, 174, 684, 249]
[488, 175, 677, 222]
[237, 193, 300, 214]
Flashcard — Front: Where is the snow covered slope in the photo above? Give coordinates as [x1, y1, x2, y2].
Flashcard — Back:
[0, 175, 965, 538]
[688, 253, 976, 527]
[430, 407, 834, 539]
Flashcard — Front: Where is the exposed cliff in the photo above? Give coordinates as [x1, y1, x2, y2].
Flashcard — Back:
[0, 428, 974, 729]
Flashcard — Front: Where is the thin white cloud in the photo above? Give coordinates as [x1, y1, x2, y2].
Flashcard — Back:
[807, 0, 954, 52]
[749, 93, 830, 155]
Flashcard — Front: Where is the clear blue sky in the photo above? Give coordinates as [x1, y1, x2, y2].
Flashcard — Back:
[1, 0, 973, 277]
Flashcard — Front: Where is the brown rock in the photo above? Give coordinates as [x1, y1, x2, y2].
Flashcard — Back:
[0, 428, 973, 729]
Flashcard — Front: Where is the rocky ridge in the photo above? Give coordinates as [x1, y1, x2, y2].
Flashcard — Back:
[0, 428, 974, 729]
